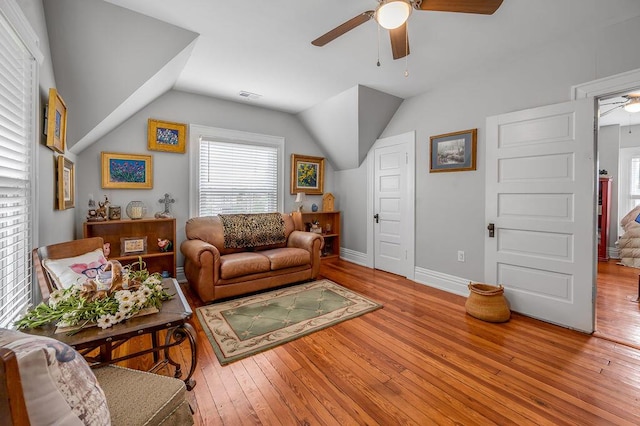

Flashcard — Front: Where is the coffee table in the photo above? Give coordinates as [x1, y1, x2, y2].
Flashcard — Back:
[24, 278, 197, 390]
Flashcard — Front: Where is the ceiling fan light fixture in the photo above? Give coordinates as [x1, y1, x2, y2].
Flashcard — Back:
[376, 0, 412, 30]
[624, 97, 640, 113]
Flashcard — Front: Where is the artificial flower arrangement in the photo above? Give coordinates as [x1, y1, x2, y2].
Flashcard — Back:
[15, 258, 172, 332]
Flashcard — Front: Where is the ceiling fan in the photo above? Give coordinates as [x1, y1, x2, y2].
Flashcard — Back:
[311, 0, 504, 61]
[600, 94, 640, 117]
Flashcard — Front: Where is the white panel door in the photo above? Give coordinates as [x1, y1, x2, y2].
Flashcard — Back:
[485, 98, 595, 332]
[374, 141, 408, 276]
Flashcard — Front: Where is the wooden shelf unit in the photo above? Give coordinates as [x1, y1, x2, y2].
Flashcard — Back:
[301, 211, 340, 260]
[83, 217, 176, 277]
[598, 177, 612, 262]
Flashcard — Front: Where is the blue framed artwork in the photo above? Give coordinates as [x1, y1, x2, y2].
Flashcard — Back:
[101, 152, 153, 189]
[148, 119, 187, 153]
[429, 128, 477, 173]
[45, 88, 67, 153]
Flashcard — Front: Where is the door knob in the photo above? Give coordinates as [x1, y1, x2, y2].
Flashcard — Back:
[374, 214, 379, 223]
[487, 223, 495, 238]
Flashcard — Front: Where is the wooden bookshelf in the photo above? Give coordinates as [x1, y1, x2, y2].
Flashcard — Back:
[83, 217, 176, 277]
[301, 211, 340, 260]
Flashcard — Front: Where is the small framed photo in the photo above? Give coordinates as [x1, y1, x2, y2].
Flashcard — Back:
[101, 152, 153, 189]
[120, 236, 147, 256]
[291, 154, 325, 195]
[147, 119, 187, 153]
[45, 88, 67, 153]
[56, 155, 74, 210]
[429, 129, 477, 173]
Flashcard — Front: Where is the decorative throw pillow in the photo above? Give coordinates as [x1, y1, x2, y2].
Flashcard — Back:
[42, 248, 108, 289]
[0, 328, 110, 425]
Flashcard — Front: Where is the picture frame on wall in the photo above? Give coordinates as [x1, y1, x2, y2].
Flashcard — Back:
[56, 155, 74, 210]
[45, 88, 67, 154]
[291, 154, 325, 195]
[429, 128, 477, 173]
[101, 152, 153, 189]
[147, 119, 187, 153]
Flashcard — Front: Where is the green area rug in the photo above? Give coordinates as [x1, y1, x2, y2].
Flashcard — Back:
[197, 279, 382, 365]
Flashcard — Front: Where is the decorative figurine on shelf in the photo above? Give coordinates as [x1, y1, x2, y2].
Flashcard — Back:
[322, 193, 335, 212]
[157, 238, 173, 252]
[155, 193, 175, 218]
[96, 195, 109, 220]
[311, 203, 319, 212]
[103, 242, 111, 258]
[87, 195, 98, 221]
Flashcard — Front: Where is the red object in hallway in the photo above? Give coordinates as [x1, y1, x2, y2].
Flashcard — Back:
[598, 176, 612, 261]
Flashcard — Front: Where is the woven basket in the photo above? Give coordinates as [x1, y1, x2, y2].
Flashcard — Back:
[465, 282, 510, 323]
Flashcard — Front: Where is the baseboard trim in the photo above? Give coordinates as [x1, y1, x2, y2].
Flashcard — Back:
[414, 266, 470, 297]
[176, 266, 185, 283]
[340, 248, 368, 267]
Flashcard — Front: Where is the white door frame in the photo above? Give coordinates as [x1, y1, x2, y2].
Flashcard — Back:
[366, 131, 416, 279]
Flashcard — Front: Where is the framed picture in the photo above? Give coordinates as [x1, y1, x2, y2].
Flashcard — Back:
[291, 154, 324, 195]
[45, 88, 67, 153]
[429, 128, 477, 173]
[56, 156, 74, 210]
[120, 236, 147, 256]
[101, 152, 153, 189]
[147, 119, 187, 153]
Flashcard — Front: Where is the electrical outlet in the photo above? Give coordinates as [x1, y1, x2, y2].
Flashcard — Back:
[457, 250, 465, 262]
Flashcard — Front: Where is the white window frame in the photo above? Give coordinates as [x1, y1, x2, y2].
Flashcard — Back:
[188, 124, 284, 217]
[0, 0, 42, 327]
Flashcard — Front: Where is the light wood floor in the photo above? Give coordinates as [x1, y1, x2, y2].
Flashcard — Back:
[596, 259, 640, 348]
[120, 259, 640, 425]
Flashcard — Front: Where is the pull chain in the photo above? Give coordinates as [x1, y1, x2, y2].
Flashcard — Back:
[404, 21, 409, 77]
[377, 24, 381, 67]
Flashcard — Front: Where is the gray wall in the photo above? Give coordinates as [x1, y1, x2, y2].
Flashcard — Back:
[598, 125, 620, 247]
[76, 90, 332, 266]
[338, 14, 640, 282]
[18, 0, 77, 247]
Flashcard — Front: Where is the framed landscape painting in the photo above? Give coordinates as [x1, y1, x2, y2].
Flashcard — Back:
[429, 128, 477, 173]
[56, 155, 74, 210]
[147, 119, 187, 153]
[291, 154, 324, 195]
[46, 88, 67, 154]
[101, 152, 153, 189]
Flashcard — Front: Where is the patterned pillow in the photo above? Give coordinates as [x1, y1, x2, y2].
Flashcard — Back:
[0, 329, 110, 425]
[42, 248, 108, 289]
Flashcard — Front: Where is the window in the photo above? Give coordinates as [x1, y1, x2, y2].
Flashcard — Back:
[189, 125, 284, 216]
[0, 2, 41, 327]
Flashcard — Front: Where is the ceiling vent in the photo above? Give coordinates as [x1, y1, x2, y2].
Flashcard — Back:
[238, 91, 262, 100]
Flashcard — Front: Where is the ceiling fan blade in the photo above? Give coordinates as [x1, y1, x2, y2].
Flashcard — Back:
[418, 0, 504, 15]
[390, 23, 410, 60]
[600, 105, 624, 117]
[312, 11, 374, 47]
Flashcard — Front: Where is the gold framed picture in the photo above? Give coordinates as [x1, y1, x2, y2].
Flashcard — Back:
[429, 128, 477, 173]
[56, 155, 74, 210]
[101, 152, 153, 189]
[46, 88, 67, 153]
[120, 236, 147, 256]
[147, 119, 187, 153]
[291, 154, 325, 195]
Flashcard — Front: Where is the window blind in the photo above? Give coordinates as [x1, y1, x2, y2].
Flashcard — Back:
[0, 10, 36, 327]
[198, 139, 279, 215]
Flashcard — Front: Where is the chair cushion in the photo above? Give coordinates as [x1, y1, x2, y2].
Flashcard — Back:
[93, 365, 192, 426]
[0, 329, 110, 426]
[219, 252, 271, 279]
[261, 248, 311, 270]
[42, 248, 108, 289]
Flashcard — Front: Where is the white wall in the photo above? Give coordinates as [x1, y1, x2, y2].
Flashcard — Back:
[18, 0, 77, 247]
[598, 125, 620, 248]
[76, 90, 332, 266]
[339, 14, 640, 283]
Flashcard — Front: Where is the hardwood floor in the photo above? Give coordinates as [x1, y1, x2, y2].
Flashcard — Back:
[596, 259, 640, 348]
[118, 259, 640, 425]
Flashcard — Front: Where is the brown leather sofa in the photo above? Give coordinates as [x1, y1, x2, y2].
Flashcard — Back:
[180, 213, 323, 303]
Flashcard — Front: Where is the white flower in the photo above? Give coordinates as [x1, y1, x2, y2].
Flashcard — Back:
[144, 276, 161, 286]
[48, 290, 64, 307]
[97, 315, 115, 329]
[139, 286, 153, 298]
[155, 285, 164, 292]
[119, 300, 134, 313]
[115, 290, 133, 303]
[133, 293, 147, 306]
[112, 311, 125, 324]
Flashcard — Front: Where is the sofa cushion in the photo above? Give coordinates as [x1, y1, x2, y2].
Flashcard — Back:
[220, 252, 271, 279]
[42, 248, 108, 289]
[261, 248, 311, 271]
[0, 328, 110, 426]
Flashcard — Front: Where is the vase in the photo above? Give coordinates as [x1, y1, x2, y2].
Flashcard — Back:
[465, 283, 510, 323]
[126, 201, 146, 220]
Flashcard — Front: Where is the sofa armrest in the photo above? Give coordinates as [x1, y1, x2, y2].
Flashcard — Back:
[180, 239, 221, 302]
[287, 231, 324, 278]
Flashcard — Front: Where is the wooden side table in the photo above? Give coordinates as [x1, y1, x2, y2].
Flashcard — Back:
[24, 278, 197, 390]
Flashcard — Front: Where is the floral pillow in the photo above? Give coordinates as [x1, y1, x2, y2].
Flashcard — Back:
[43, 248, 108, 290]
[0, 328, 110, 425]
